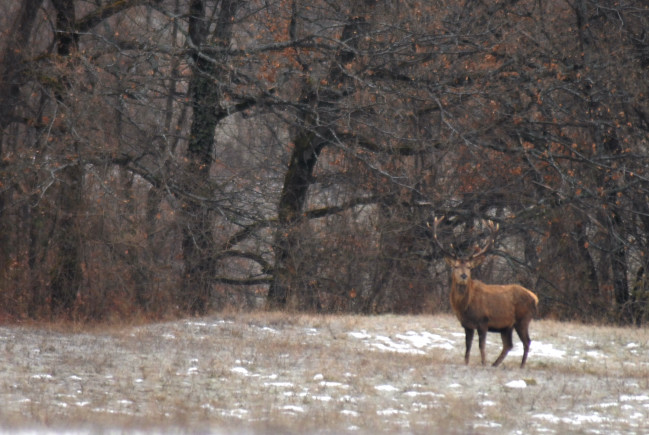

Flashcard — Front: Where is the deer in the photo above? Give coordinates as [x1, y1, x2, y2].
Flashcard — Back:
[432, 217, 539, 368]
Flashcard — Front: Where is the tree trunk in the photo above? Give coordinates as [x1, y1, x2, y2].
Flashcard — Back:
[0, 0, 43, 129]
[267, 3, 374, 310]
[48, 0, 85, 318]
[267, 124, 322, 309]
[50, 163, 84, 316]
[610, 213, 630, 312]
[180, 0, 238, 314]
[0, 0, 44, 278]
[602, 135, 630, 321]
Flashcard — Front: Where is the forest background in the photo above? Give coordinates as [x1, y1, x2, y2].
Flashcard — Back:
[1, 0, 648, 324]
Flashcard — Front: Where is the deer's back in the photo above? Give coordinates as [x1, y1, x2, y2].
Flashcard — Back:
[472, 281, 538, 324]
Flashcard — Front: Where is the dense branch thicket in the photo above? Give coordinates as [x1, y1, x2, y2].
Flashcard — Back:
[0, 0, 648, 323]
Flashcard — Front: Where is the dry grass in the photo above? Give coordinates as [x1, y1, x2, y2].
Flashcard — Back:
[1, 312, 648, 434]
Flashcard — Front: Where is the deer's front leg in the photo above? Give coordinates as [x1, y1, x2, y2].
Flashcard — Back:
[464, 327, 474, 365]
[477, 328, 488, 366]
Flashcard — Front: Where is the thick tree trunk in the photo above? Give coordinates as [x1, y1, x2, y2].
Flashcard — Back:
[0, 0, 44, 277]
[180, 0, 238, 314]
[50, 163, 84, 316]
[0, 0, 43, 129]
[267, 126, 323, 309]
[268, 5, 373, 309]
[610, 214, 630, 310]
[48, 0, 85, 317]
[602, 135, 630, 321]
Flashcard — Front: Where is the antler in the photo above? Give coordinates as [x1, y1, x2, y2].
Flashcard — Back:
[429, 216, 457, 259]
[467, 220, 499, 260]
[429, 216, 499, 260]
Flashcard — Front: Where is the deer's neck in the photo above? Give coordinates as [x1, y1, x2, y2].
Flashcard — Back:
[450, 279, 474, 313]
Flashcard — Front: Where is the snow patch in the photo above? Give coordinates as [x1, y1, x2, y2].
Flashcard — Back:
[312, 395, 333, 402]
[282, 405, 305, 413]
[404, 391, 445, 398]
[511, 341, 566, 359]
[504, 379, 527, 389]
[348, 331, 371, 340]
[30, 374, 53, 381]
[375, 384, 399, 392]
[349, 330, 455, 354]
[320, 381, 349, 389]
[223, 408, 249, 419]
[265, 381, 294, 388]
[396, 331, 455, 350]
[231, 367, 249, 375]
[533, 413, 561, 423]
[567, 413, 607, 424]
[620, 394, 649, 402]
[341, 409, 359, 417]
[377, 408, 409, 416]
[372, 334, 425, 354]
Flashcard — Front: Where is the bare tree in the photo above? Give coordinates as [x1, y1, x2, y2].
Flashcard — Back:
[1, 0, 648, 322]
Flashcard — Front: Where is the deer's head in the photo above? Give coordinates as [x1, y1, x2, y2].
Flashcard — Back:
[444, 257, 484, 285]
[431, 216, 498, 286]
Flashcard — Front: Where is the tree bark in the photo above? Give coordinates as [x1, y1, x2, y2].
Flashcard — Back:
[0, 0, 44, 129]
[48, 0, 85, 317]
[180, 0, 239, 314]
[601, 134, 630, 321]
[268, 3, 373, 309]
[0, 0, 44, 275]
[50, 163, 84, 316]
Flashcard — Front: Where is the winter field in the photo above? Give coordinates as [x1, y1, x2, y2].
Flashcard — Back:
[1, 312, 648, 434]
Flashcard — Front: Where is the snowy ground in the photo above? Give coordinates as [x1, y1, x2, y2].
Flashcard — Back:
[1, 312, 648, 434]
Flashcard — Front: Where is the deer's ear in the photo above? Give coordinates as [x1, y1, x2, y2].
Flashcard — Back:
[470, 256, 486, 267]
[444, 257, 454, 266]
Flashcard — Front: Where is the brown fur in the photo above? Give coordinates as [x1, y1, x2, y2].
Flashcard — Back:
[446, 257, 539, 368]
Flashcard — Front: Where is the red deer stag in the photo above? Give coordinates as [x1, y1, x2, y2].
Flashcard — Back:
[432, 217, 539, 368]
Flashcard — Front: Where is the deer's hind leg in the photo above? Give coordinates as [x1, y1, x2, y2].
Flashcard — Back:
[515, 319, 533, 368]
[492, 327, 514, 367]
